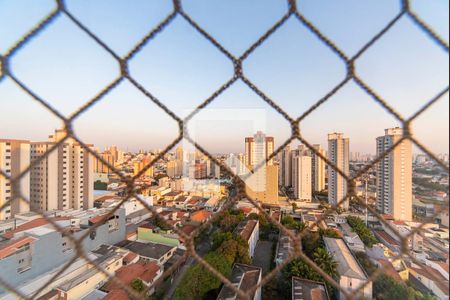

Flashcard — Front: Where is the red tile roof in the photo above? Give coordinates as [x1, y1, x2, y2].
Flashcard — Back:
[433, 261, 449, 273]
[123, 252, 138, 265]
[191, 210, 212, 223]
[2, 217, 69, 239]
[393, 220, 406, 226]
[410, 266, 449, 296]
[104, 261, 161, 292]
[375, 230, 400, 246]
[241, 207, 253, 214]
[0, 236, 37, 259]
[103, 289, 129, 300]
[180, 224, 197, 236]
[88, 214, 109, 225]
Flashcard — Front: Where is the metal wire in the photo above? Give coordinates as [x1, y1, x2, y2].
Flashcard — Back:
[0, 0, 448, 299]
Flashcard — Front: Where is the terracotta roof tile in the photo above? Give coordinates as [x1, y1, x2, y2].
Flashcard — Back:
[2, 217, 69, 239]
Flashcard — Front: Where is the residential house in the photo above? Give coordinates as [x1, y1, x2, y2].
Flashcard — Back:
[116, 240, 176, 266]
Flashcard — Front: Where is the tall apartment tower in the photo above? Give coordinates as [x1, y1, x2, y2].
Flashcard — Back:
[245, 132, 278, 204]
[312, 144, 326, 192]
[279, 146, 293, 188]
[328, 133, 350, 210]
[0, 140, 31, 220]
[30, 130, 94, 212]
[245, 133, 274, 167]
[376, 127, 412, 221]
[93, 149, 115, 174]
[292, 153, 312, 201]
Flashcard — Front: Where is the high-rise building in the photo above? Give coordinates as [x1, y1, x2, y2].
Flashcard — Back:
[292, 154, 312, 201]
[93, 150, 115, 174]
[30, 129, 94, 212]
[176, 147, 184, 162]
[376, 127, 412, 221]
[245, 132, 278, 204]
[279, 145, 292, 188]
[328, 133, 350, 210]
[133, 155, 154, 178]
[188, 161, 208, 179]
[245, 133, 274, 167]
[312, 144, 326, 192]
[0, 139, 31, 220]
[167, 160, 182, 178]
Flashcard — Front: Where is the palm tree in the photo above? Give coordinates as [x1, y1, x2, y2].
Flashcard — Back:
[313, 248, 338, 278]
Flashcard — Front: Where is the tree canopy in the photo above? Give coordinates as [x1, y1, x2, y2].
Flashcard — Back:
[347, 216, 378, 247]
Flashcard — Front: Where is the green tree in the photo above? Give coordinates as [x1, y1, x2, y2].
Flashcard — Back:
[280, 258, 322, 298]
[131, 278, 145, 293]
[217, 237, 251, 265]
[281, 216, 306, 231]
[248, 213, 268, 227]
[302, 231, 323, 257]
[374, 274, 409, 300]
[211, 230, 233, 250]
[347, 216, 378, 247]
[292, 203, 298, 213]
[319, 228, 341, 238]
[175, 252, 232, 300]
[313, 248, 338, 278]
[354, 252, 377, 276]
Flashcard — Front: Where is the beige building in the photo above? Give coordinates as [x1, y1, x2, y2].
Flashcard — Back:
[0, 140, 31, 220]
[328, 133, 350, 210]
[376, 127, 412, 221]
[312, 144, 326, 192]
[245, 132, 274, 167]
[292, 154, 312, 202]
[245, 132, 278, 204]
[30, 130, 94, 212]
[133, 155, 154, 178]
[167, 160, 182, 178]
[93, 150, 115, 174]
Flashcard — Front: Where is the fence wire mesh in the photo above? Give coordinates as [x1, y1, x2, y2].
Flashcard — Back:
[0, 0, 449, 299]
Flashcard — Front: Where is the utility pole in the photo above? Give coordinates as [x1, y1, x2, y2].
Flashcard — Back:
[365, 177, 369, 226]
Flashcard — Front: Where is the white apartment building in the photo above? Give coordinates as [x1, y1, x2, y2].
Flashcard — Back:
[0, 140, 31, 220]
[292, 154, 312, 202]
[376, 127, 412, 221]
[328, 133, 350, 210]
[312, 144, 326, 192]
[30, 130, 94, 212]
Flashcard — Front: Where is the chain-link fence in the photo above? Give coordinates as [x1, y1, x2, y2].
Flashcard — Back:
[0, 0, 448, 299]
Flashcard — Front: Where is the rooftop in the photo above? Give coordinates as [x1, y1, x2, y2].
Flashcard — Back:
[103, 261, 161, 292]
[292, 277, 330, 300]
[191, 210, 212, 223]
[323, 237, 367, 281]
[116, 240, 174, 260]
[234, 219, 258, 241]
[217, 264, 262, 300]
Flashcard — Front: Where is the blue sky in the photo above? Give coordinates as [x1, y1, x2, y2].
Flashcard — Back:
[0, 0, 448, 155]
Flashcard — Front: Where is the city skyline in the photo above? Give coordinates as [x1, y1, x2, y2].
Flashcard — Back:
[0, 2, 449, 300]
[0, 1, 448, 154]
